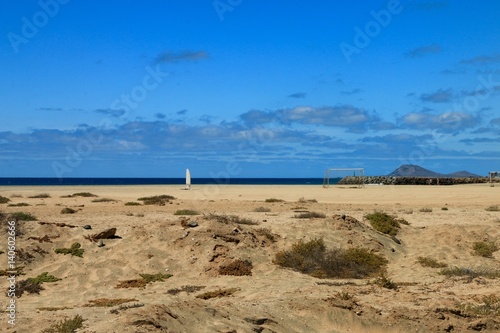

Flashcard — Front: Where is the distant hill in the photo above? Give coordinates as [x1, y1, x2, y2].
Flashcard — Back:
[387, 165, 482, 178]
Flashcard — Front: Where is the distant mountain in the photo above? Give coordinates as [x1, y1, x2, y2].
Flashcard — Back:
[446, 170, 482, 178]
[387, 165, 482, 178]
[387, 165, 443, 177]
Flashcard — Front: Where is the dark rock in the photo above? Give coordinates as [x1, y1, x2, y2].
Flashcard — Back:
[187, 221, 198, 228]
[83, 225, 92, 230]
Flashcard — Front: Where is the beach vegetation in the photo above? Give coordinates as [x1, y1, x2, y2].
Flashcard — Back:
[60, 207, 77, 214]
[195, 288, 239, 300]
[485, 205, 499, 212]
[28, 193, 51, 198]
[441, 207, 449, 211]
[40, 315, 85, 333]
[116, 272, 172, 288]
[167, 285, 205, 295]
[364, 211, 400, 236]
[71, 192, 98, 197]
[439, 266, 500, 279]
[0, 195, 10, 204]
[54, 243, 84, 257]
[472, 241, 498, 258]
[139, 272, 173, 283]
[298, 197, 318, 203]
[91, 198, 116, 203]
[208, 213, 259, 225]
[417, 256, 448, 268]
[124, 201, 141, 206]
[255, 228, 277, 242]
[274, 238, 387, 279]
[265, 198, 284, 203]
[137, 194, 175, 205]
[11, 211, 37, 221]
[8, 202, 30, 207]
[174, 209, 200, 215]
[253, 206, 271, 212]
[294, 211, 326, 219]
[373, 273, 398, 290]
[28, 272, 61, 284]
[419, 207, 433, 212]
[458, 294, 500, 316]
[84, 298, 138, 307]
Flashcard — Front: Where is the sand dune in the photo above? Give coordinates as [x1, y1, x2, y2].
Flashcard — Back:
[1, 184, 500, 332]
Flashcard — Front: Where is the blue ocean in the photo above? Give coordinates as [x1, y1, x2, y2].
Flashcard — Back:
[0, 178, 328, 186]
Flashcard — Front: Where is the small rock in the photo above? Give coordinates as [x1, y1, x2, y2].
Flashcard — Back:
[341, 214, 346, 220]
[187, 221, 199, 228]
[97, 240, 104, 247]
[181, 230, 190, 239]
[83, 225, 92, 230]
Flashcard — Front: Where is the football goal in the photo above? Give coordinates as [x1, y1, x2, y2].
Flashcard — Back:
[489, 171, 500, 184]
[323, 168, 365, 188]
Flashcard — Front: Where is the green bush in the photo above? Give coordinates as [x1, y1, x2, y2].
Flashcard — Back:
[139, 273, 173, 283]
[137, 195, 175, 205]
[28, 193, 51, 198]
[365, 212, 400, 236]
[7, 203, 30, 207]
[41, 315, 85, 333]
[265, 198, 284, 203]
[55, 243, 84, 258]
[11, 212, 37, 221]
[124, 201, 142, 206]
[28, 272, 61, 284]
[71, 192, 98, 197]
[417, 256, 447, 268]
[91, 198, 116, 203]
[0, 195, 10, 204]
[473, 241, 498, 258]
[274, 238, 387, 279]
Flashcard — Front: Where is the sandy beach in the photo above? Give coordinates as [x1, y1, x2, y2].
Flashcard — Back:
[1, 183, 500, 332]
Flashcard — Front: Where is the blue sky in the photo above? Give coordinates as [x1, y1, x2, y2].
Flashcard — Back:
[1, 0, 499, 178]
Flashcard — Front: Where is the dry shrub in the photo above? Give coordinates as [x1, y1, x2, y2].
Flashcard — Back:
[294, 211, 326, 219]
[274, 238, 387, 279]
[11, 211, 37, 221]
[255, 228, 277, 242]
[116, 279, 147, 289]
[195, 288, 239, 300]
[265, 198, 284, 202]
[0, 195, 10, 203]
[85, 298, 138, 307]
[473, 241, 498, 258]
[167, 285, 205, 295]
[28, 193, 51, 198]
[459, 295, 500, 316]
[417, 256, 447, 268]
[174, 209, 200, 215]
[71, 192, 97, 197]
[219, 259, 253, 276]
[14, 279, 44, 297]
[207, 213, 259, 225]
[137, 195, 175, 205]
[60, 208, 77, 214]
[253, 206, 271, 212]
[91, 198, 116, 203]
[40, 315, 85, 333]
